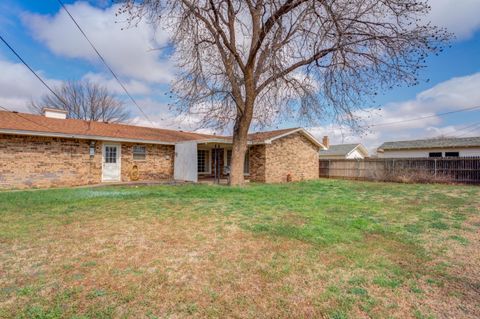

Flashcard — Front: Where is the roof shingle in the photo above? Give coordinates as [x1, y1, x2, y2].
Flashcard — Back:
[378, 137, 480, 151]
[0, 110, 215, 143]
[319, 144, 361, 156]
[0, 111, 315, 146]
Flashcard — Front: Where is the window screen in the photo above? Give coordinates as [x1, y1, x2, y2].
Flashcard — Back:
[429, 152, 442, 158]
[133, 146, 146, 160]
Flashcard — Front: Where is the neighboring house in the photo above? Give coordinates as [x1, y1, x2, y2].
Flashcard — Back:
[319, 142, 369, 160]
[377, 137, 480, 158]
[0, 109, 324, 189]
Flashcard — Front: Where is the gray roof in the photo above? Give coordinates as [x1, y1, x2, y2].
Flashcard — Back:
[378, 136, 480, 151]
[319, 144, 362, 156]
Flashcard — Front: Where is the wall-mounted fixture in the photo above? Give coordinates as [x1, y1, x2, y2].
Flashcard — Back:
[89, 141, 96, 158]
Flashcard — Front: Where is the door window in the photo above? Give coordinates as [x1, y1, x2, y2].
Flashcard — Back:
[105, 146, 117, 163]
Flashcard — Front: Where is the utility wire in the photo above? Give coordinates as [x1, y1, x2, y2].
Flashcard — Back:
[0, 34, 66, 104]
[0, 105, 54, 131]
[457, 123, 480, 138]
[0, 34, 73, 130]
[56, 0, 155, 126]
[455, 121, 480, 132]
[453, 121, 480, 136]
[369, 105, 480, 128]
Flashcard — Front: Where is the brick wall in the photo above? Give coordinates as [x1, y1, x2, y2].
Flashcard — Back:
[121, 143, 174, 182]
[0, 132, 318, 188]
[264, 132, 319, 183]
[0, 134, 175, 189]
[249, 145, 267, 182]
[0, 134, 102, 189]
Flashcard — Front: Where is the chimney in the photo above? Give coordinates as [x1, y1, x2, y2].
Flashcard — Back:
[322, 136, 330, 149]
[43, 108, 67, 119]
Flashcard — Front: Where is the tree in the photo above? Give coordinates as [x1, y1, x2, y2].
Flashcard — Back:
[119, 0, 450, 185]
[31, 80, 129, 123]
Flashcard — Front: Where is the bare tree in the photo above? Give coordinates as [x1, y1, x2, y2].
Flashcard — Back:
[31, 80, 129, 123]
[119, 0, 450, 185]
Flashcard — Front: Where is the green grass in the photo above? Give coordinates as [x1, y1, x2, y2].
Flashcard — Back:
[0, 179, 479, 318]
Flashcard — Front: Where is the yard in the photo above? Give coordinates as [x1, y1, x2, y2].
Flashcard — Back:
[0, 180, 479, 319]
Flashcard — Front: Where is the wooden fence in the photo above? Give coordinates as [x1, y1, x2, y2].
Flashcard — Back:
[319, 157, 480, 184]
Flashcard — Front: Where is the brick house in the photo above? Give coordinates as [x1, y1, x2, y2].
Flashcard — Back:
[0, 109, 324, 189]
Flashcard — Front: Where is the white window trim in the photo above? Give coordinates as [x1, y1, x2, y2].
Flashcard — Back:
[197, 149, 211, 175]
[132, 145, 147, 161]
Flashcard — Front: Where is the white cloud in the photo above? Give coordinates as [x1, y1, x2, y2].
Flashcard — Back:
[22, 1, 174, 83]
[309, 72, 480, 153]
[126, 98, 216, 134]
[132, 114, 216, 134]
[81, 72, 151, 95]
[0, 59, 62, 112]
[428, 0, 480, 39]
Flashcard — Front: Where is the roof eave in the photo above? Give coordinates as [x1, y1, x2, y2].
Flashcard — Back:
[0, 128, 177, 145]
[265, 128, 326, 149]
[354, 144, 369, 156]
[380, 145, 480, 151]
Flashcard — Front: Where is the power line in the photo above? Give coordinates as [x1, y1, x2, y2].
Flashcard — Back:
[56, 0, 155, 126]
[0, 33, 78, 132]
[0, 105, 54, 131]
[453, 121, 480, 136]
[369, 105, 480, 128]
[0, 34, 66, 104]
[0, 34, 74, 130]
[457, 123, 480, 138]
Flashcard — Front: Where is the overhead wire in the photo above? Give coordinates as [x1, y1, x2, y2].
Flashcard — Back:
[56, 0, 155, 126]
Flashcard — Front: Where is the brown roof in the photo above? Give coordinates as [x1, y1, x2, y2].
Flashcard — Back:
[247, 127, 300, 143]
[0, 111, 320, 146]
[0, 110, 215, 144]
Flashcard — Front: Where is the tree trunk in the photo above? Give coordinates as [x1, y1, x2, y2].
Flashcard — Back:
[229, 69, 255, 186]
[229, 115, 250, 186]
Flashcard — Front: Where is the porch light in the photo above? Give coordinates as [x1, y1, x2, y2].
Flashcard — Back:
[89, 141, 96, 158]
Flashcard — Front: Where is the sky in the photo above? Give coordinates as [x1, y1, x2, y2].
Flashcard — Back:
[1, 0, 480, 153]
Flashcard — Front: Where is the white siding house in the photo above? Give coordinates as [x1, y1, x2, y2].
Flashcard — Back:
[377, 137, 480, 158]
[319, 143, 369, 159]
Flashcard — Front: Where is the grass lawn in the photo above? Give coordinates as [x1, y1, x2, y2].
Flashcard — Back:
[0, 180, 479, 319]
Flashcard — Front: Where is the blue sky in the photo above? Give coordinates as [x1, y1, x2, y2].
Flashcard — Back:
[1, 0, 480, 151]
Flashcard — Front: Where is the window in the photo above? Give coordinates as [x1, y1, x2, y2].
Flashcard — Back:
[429, 152, 442, 158]
[226, 149, 249, 174]
[445, 152, 459, 157]
[105, 146, 117, 163]
[133, 145, 146, 160]
[197, 149, 210, 173]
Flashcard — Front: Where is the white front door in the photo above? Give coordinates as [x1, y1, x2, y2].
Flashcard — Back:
[102, 144, 121, 182]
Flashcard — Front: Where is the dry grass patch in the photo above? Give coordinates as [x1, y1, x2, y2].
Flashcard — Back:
[1, 214, 331, 318]
[0, 180, 479, 318]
